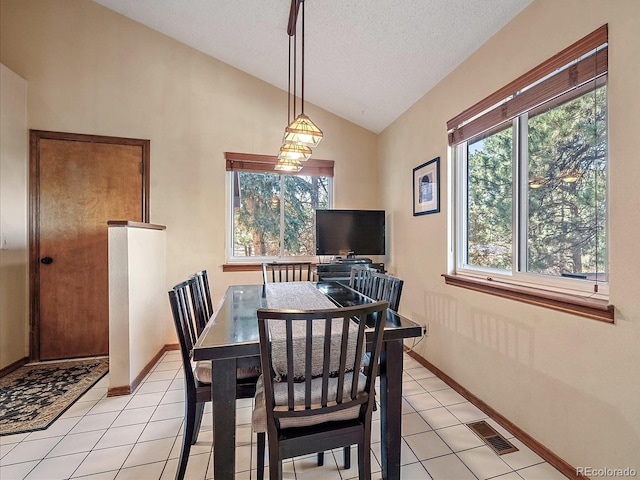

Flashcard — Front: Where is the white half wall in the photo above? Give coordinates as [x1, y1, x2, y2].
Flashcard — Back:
[108, 222, 172, 392]
[0, 63, 28, 370]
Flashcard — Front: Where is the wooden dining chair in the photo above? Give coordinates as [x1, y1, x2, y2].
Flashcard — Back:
[262, 262, 312, 283]
[349, 265, 375, 296]
[252, 300, 388, 480]
[168, 278, 261, 480]
[369, 272, 404, 312]
[190, 269, 213, 334]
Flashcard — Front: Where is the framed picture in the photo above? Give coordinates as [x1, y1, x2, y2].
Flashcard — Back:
[413, 157, 440, 216]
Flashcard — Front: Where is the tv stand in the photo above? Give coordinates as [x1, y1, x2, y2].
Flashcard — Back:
[334, 256, 372, 264]
[315, 260, 385, 283]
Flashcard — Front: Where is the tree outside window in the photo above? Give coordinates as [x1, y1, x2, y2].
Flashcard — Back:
[232, 172, 330, 258]
[463, 83, 607, 281]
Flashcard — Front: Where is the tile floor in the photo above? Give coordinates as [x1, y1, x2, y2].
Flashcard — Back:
[0, 352, 568, 479]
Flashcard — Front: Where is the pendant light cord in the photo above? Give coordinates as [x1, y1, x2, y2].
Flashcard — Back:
[287, 35, 292, 124]
[293, 17, 297, 120]
[593, 47, 600, 293]
[301, 0, 305, 115]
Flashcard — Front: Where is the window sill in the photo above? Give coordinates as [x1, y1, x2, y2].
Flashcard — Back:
[222, 264, 263, 272]
[223, 263, 319, 273]
[442, 274, 614, 323]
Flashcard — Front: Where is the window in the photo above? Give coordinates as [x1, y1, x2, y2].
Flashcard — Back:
[226, 152, 333, 260]
[450, 26, 608, 297]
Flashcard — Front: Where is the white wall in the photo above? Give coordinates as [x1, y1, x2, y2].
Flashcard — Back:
[0, 64, 28, 368]
[108, 224, 169, 391]
[379, 0, 640, 471]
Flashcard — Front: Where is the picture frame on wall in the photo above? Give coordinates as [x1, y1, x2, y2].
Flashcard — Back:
[413, 157, 440, 216]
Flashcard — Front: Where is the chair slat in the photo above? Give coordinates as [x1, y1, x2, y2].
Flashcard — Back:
[305, 319, 313, 410]
[285, 318, 295, 411]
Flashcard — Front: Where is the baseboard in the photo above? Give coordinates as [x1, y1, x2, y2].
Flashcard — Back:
[107, 343, 180, 397]
[107, 385, 131, 396]
[405, 349, 583, 480]
[0, 356, 29, 378]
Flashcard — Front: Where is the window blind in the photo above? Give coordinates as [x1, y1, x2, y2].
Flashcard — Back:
[225, 152, 334, 177]
[447, 25, 608, 146]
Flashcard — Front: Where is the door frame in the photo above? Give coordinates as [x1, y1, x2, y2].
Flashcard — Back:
[29, 130, 150, 361]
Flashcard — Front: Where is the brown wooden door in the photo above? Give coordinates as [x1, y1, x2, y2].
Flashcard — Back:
[30, 131, 150, 361]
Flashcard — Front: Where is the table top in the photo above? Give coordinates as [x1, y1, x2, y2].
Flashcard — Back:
[192, 281, 422, 362]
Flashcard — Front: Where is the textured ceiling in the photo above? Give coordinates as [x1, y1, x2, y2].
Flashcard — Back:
[92, 0, 532, 133]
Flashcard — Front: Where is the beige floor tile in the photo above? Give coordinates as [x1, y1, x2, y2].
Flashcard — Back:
[94, 424, 145, 450]
[25, 452, 87, 480]
[457, 445, 513, 479]
[46, 430, 104, 458]
[121, 437, 174, 469]
[422, 454, 477, 480]
[73, 444, 133, 477]
[113, 460, 166, 480]
[404, 431, 452, 461]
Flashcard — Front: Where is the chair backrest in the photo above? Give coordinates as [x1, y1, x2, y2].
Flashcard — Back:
[257, 300, 388, 430]
[262, 262, 312, 284]
[349, 265, 374, 295]
[369, 272, 404, 312]
[168, 278, 200, 392]
[191, 269, 213, 334]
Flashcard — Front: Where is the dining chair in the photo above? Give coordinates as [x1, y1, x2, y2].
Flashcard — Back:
[369, 271, 404, 312]
[168, 278, 261, 480]
[349, 265, 375, 296]
[262, 262, 312, 283]
[252, 300, 388, 480]
[190, 269, 213, 334]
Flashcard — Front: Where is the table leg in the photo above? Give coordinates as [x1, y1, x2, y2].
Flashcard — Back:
[379, 339, 403, 480]
[211, 358, 237, 480]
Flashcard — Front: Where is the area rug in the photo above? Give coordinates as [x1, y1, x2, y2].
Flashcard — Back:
[0, 357, 109, 436]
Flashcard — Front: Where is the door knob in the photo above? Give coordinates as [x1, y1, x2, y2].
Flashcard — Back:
[41, 257, 53, 264]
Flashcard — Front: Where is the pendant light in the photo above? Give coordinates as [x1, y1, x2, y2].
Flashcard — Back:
[275, 0, 322, 172]
[278, 142, 311, 162]
[274, 157, 303, 172]
[283, 0, 323, 149]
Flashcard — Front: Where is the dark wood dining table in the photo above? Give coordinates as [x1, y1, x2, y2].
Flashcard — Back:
[192, 281, 422, 480]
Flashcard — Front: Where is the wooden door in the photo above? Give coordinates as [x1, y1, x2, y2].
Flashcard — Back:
[30, 131, 150, 361]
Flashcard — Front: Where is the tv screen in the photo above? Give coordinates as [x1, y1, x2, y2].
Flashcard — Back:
[315, 210, 385, 256]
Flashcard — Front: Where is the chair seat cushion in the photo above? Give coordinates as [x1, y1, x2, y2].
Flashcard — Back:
[194, 360, 261, 384]
[252, 372, 367, 431]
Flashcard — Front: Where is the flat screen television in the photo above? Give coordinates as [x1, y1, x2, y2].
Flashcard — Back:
[315, 209, 385, 256]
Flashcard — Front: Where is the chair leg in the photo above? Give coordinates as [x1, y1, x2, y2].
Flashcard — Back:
[358, 441, 372, 480]
[268, 440, 282, 480]
[318, 447, 350, 468]
[176, 400, 196, 480]
[191, 402, 205, 445]
[256, 432, 265, 480]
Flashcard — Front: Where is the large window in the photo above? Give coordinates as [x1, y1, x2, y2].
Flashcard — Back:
[450, 27, 608, 296]
[226, 152, 333, 260]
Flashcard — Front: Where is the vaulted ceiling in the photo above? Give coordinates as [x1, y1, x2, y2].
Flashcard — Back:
[93, 0, 532, 133]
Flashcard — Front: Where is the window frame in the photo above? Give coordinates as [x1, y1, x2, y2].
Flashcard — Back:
[444, 25, 613, 302]
[224, 152, 334, 263]
[453, 80, 609, 300]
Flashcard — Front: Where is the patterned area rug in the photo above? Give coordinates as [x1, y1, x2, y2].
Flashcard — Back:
[0, 358, 109, 436]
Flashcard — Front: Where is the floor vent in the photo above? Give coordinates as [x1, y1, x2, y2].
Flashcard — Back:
[467, 421, 519, 455]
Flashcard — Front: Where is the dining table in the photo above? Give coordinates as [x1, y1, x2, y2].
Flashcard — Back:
[192, 280, 422, 480]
